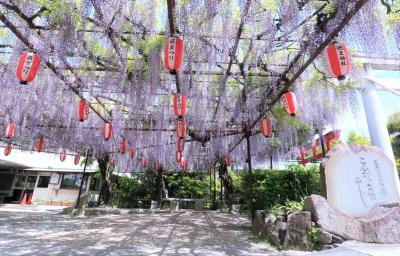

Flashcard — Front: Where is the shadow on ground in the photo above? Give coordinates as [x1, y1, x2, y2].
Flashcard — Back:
[0, 211, 285, 256]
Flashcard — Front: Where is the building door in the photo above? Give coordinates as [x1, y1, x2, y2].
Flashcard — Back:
[0, 172, 16, 202]
[11, 174, 37, 203]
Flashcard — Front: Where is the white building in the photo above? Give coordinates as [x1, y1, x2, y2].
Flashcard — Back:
[0, 148, 98, 206]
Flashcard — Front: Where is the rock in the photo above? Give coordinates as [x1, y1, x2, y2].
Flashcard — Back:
[283, 212, 312, 251]
[316, 228, 332, 244]
[150, 200, 158, 210]
[322, 245, 334, 250]
[304, 194, 400, 244]
[232, 204, 240, 214]
[331, 234, 344, 244]
[170, 201, 179, 212]
[304, 195, 363, 241]
[194, 200, 204, 211]
[264, 213, 276, 233]
[252, 211, 276, 237]
[358, 204, 400, 243]
[277, 221, 287, 244]
[269, 229, 281, 247]
[268, 221, 286, 247]
[252, 210, 266, 236]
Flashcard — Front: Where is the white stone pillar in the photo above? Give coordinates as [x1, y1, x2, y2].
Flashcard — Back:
[361, 65, 395, 163]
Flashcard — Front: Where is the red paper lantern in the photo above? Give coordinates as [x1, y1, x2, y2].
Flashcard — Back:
[176, 151, 182, 163]
[16, 51, 41, 85]
[282, 91, 298, 116]
[4, 143, 12, 156]
[102, 122, 112, 141]
[141, 157, 148, 168]
[74, 155, 81, 165]
[325, 42, 351, 81]
[164, 37, 184, 74]
[173, 93, 186, 117]
[176, 120, 186, 138]
[179, 157, 187, 171]
[120, 138, 126, 154]
[77, 99, 89, 122]
[225, 154, 233, 167]
[259, 118, 272, 138]
[177, 137, 185, 152]
[129, 147, 137, 159]
[36, 137, 45, 152]
[4, 122, 15, 139]
[59, 149, 67, 162]
[154, 162, 161, 171]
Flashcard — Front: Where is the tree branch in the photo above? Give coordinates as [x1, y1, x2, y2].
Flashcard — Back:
[225, 0, 369, 157]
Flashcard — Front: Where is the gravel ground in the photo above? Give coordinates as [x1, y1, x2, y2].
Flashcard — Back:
[0, 210, 288, 256]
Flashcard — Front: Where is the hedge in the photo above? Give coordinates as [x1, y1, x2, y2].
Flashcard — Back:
[112, 164, 321, 210]
[236, 164, 320, 211]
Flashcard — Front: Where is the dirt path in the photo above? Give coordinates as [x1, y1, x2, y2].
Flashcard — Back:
[0, 211, 287, 256]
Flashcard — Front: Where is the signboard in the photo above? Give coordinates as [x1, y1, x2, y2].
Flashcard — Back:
[323, 144, 400, 217]
[49, 173, 60, 184]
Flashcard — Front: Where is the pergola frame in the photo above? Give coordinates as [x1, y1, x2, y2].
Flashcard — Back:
[0, 0, 370, 166]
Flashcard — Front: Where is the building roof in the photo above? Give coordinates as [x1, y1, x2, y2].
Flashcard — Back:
[0, 147, 97, 173]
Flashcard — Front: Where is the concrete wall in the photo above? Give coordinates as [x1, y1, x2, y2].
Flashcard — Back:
[31, 172, 80, 204]
[32, 187, 79, 204]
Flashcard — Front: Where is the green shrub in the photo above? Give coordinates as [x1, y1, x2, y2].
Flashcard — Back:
[269, 199, 305, 216]
[112, 164, 320, 211]
[113, 171, 210, 208]
[163, 172, 209, 199]
[308, 226, 318, 243]
[112, 169, 158, 208]
[239, 164, 320, 211]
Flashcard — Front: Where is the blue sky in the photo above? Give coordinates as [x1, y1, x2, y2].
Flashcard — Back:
[339, 70, 400, 141]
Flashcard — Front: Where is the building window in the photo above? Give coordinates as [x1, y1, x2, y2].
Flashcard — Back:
[37, 176, 50, 188]
[0, 173, 15, 192]
[26, 176, 37, 189]
[60, 174, 86, 190]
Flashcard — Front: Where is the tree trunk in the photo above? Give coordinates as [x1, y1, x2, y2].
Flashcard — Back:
[218, 160, 234, 209]
[155, 170, 163, 204]
[97, 154, 112, 205]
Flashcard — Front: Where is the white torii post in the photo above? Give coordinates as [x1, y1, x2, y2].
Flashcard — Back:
[361, 64, 395, 163]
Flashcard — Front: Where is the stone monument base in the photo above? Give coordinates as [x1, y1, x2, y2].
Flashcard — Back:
[304, 194, 400, 244]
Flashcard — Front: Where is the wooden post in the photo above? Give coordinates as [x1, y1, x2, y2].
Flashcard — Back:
[245, 133, 254, 225]
[220, 169, 223, 211]
[270, 155, 273, 170]
[76, 151, 89, 209]
[209, 168, 212, 201]
[213, 164, 217, 209]
[318, 129, 326, 157]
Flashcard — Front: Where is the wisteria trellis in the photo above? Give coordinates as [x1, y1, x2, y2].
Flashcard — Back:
[0, 0, 397, 172]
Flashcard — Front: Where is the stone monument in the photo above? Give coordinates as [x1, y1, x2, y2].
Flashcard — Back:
[305, 144, 400, 243]
[321, 144, 400, 217]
